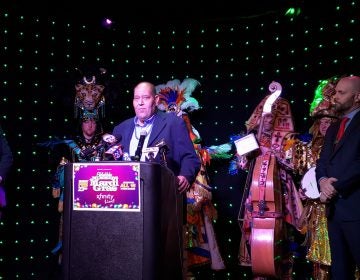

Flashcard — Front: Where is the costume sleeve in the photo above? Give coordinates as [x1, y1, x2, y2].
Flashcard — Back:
[0, 132, 14, 181]
[174, 117, 201, 185]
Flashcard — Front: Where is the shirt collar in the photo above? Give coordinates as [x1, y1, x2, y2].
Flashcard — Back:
[345, 107, 360, 120]
[134, 113, 156, 127]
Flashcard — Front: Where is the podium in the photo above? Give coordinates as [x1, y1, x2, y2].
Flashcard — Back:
[62, 162, 183, 280]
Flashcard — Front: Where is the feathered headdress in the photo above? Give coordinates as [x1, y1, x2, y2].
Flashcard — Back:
[155, 78, 201, 115]
[155, 78, 233, 162]
[309, 77, 339, 119]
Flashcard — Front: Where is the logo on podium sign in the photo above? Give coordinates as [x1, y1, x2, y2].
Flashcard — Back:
[72, 162, 141, 212]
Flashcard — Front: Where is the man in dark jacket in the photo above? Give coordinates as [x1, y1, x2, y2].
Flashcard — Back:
[316, 75, 360, 279]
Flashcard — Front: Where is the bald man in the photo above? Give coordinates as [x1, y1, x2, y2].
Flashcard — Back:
[316, 75, 360, 279]
[112, 81, 200, 192]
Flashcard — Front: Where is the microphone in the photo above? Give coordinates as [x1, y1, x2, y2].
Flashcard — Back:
[105, 144, 124, 160]
[102, 134, 123, 160]
[122, 152, 131, 161]
[80, 141, 104, 160]
[154, 138, 169, 151]
[143, 147, 159, 162]
[154, 138, 169, 166]
[103, 133, 120, 145]
[80, 147, 96, 159]
[134, 130, 147, 161]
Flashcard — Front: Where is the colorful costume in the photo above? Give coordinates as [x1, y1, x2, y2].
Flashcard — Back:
[232, 82, 303, 279]
[292, 78, 339, 280]
[0, 126, 14, 219]
[155, 79, 229, 273]
[37, 68, 108, 262]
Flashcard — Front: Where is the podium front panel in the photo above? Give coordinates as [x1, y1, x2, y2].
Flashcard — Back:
[62, 162, 183, 280]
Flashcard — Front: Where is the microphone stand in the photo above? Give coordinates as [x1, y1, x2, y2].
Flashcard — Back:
[154, 138, 169, 167]
[159, 147, 168, 167]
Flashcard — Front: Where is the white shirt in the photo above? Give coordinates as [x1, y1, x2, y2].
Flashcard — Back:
[129, 115, 155, 161]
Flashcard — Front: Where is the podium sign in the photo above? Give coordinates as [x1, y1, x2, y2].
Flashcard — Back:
[72, 162, 141, 211]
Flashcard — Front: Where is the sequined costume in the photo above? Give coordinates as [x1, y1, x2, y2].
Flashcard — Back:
[233, 83, 303, 279]
[155, 79, 228, 274]
[291, 78, 339, 280]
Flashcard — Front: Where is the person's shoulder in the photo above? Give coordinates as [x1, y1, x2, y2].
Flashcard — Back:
[158, 111, 182, 122]
[354, 109, 360, 119]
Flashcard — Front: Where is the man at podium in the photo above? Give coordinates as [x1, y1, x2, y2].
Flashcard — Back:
[112, 81, 201, 194]
[112, 81, 201, 279]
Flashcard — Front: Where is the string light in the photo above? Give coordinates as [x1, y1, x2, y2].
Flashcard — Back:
[0, 3, 358, 278]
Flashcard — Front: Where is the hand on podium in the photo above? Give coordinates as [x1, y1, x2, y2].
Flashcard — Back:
[177, 175, 190, 194]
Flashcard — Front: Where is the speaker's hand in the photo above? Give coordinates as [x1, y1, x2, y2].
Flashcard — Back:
[177, 175, 190, 194]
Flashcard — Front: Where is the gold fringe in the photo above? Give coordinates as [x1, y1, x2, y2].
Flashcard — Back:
[306, 201, 331, 266]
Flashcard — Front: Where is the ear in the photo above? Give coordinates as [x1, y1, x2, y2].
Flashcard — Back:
[355, 91, 360, 103]
[154, 94, 160, 105]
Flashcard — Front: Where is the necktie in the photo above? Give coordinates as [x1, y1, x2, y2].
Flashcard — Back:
[336, 117, 349, 142]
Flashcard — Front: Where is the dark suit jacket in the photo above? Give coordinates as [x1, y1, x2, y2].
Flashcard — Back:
[112, 110, 201, 185]
[316, 110, 360, 220]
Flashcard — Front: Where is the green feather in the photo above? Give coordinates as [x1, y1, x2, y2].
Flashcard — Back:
[206, 143, 233, 160]
[309, 79, 328, 115]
